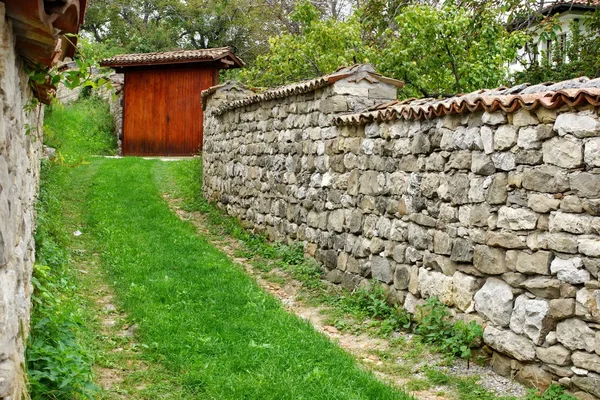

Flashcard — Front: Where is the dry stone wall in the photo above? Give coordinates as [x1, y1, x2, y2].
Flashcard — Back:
[0, 4, 43, 398]
[203, 66, 600, 396]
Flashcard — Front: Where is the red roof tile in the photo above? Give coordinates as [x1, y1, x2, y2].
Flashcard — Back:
[99, 47, 244, 69]
[334, 77, 600, 125]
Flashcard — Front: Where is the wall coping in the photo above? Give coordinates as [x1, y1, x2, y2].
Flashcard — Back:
[202, 64, 404, 115]
[335, 76, 600, 125]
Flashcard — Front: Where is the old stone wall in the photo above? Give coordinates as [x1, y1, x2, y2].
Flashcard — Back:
[203, 67, 600, 396]
[0, 3, 43, 398]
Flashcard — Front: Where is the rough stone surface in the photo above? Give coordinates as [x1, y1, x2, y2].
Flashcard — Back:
[474, 278, 514, 327]
[203, 59, 600, 387]
[483, 325, 536, 361]
[509, 295, 553, 345]
[556, 319, 596, 352]
[0, 7, 42, 398]
[536, 345, 572, 366]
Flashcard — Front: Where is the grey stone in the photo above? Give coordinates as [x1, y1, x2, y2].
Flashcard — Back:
[570, 173, 600, 198]
[481, 126, 494, 154]
[513, 109, 539, 127]
[551, 257, 590, 284]
[494, 125, 518, 150]
[562, 195, 584, 213]
[576, 288, 600, 323]
[515, 364, 554, 389]
[572, 374, 600, 398]
[453, 271, 482, 312]
[472, 153, 496, 175]
[497, 206, 538, 231]
[536, 345, 571, 366]
[482, 111, 507, 126]
[556, 318, 596, 352]
[418, 268, 455, 306]
[522, 165, 570, 193]
[492, 152, 516, 171]
[371, 256, 393, 284]
[509, 294, 554, 345]
[550, 212, 592, 235]
[473, 245, 509, 275]
[433, 231, 452, 255]
[543, 136, 583, 169]
[554, 113, 600, 138]
[474, 278, 514, 326]
[528, 194, 561, 214]
[487, 174, 508, 205]
[394, 264, 417, 291]
[515, 251, 552, 275]
[573, 352, 600, 374]
[579, 238, 600, 257]
[585, 138, 600, 167]
[483, 325, 536, 361]
[486, 231, 527, 249]
[518, 126, 544, 149]
[451, 238, 474, 262]
[521, 277, 562, 299]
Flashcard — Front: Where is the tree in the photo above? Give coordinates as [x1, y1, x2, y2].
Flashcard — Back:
[376, 2, 528, 97]
[241, 1, 370, 87]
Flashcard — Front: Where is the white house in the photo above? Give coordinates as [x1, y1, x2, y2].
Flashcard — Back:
[510, 0, 599, 73]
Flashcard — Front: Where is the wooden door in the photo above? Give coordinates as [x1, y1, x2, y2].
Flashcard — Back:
[123, 68, 215, 156]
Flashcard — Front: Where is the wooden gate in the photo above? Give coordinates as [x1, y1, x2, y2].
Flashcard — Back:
[122, 68, 215, 156]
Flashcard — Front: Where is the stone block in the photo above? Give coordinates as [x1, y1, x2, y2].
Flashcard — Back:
[522, 165, 570, 193]
[512, 109, 539, 127]
[497, 206, 538, 231]
[551, 257, 591, 284]
[570, 173, 600, 199]
[550, 212, 592, 235]
[473, 245, 509, 274]
[556, 318, 596, 352]
[394, 264, 417, 291]
[453, 271, 483, 312]
[585, 138, 600, 168]
[536, 345, 572, 366]
[573, 374, 600, 398]
[471, 152, 496, 175]
[486, 231, 527, 249]
[549, 299, 576, 320]
[515, 251, 552, 275]
[492, 152, 516, 171]
[580, 239, 600, 257]
[418, 268, 454, 306]
[451, 237, 474, 263]
[543, 136, 583, 169]
[555, 112, 600, 138]
[515, 364, 553, 390]
[474, 278, 514, 326]
[483, 325, 536, 361]
[576, 288, 600, 323]
[371, 256, 393, 284]
[573, 352, 600, 374]
[528, 194, 561, 213]
[494, 125, 518, 150]
[510, 294, 554, 345]
[521, 277, 561, 299]
[482, 111, 507, 126]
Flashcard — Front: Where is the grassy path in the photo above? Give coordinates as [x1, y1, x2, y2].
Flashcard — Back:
[69, 157, 410, 399]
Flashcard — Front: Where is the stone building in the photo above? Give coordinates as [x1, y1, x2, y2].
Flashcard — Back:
[203, 65, 600, 397]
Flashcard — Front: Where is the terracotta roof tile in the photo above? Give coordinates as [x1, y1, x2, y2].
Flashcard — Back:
[334, 76, 600, 125]
[100, 47, 244, 68]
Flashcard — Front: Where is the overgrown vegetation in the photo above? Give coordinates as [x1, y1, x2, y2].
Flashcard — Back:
[43, 96, 117, 163]
[27, 98, 117, 399]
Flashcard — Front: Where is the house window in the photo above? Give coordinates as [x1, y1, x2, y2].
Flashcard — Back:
[546, 39, 552, 63]
[559, 33, 567, 61]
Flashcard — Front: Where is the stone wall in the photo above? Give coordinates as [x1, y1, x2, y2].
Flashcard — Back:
[0, 4, 43, 398]
[203, 66, 600, 397]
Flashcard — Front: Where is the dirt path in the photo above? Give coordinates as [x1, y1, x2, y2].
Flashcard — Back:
[166, 195, 527, 400]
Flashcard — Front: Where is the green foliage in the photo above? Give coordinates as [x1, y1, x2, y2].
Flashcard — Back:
[377, 2, 527, 97]
[414, 297, 483, 361]
[27, 160, 97, 399]
[241, 1, 370, 87]
[512, 11, 600, 84]
[43, 97, 117, 163]
[525, 384, 577, 400]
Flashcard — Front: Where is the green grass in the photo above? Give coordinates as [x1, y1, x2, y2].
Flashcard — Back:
[77, 157, 411, 399]
[44, 96, 117, 162]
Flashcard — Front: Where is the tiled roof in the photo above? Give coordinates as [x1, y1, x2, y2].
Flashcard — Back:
[204, 64, 404, 115]
[543, 0, 599, 13]
[334, 76, 600, 125]
[100, 47, 244, 68]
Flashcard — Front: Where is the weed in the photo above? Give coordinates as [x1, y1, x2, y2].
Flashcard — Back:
[27, 160, 97, 399]
[414, 297, 483, 362]
[525, 384, 577, 400]
[405, 378, 431, 391]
